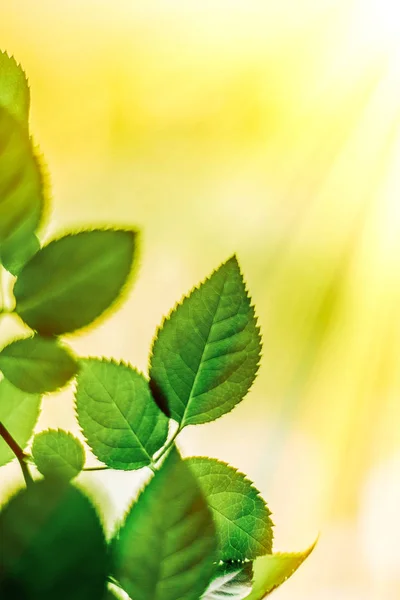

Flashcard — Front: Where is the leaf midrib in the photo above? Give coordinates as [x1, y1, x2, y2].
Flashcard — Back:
[83, 369, 153, 463]
[180, 274, 229, 425]
[1, 348, 69, 367]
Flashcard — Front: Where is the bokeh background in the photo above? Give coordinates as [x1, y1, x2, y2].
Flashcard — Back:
[2, 1, 400, 597]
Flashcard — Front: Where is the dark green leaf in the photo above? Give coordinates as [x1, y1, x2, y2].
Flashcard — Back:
[14, 229, 137, 335]
[112, 448, 217, 600]
[246, 541, 317, 598]
[187, 457, 273, 561]
[0, 378, 41, 466]
[0, 51, 30, 124]
[75, 358, 169, 470]
[149, 256, 261, 426]
[0, 335, 77, 394]
[202, 562, 253, 599]
[1, 227, 40, 275]
[31, 429, 85, 481]
[0, 106, 44, 247]
[0, 479, 108, 600]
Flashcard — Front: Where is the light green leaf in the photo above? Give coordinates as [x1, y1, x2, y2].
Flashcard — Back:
[111, 448, 217, 600]
[14, 229, 137, 336]
[0, 106, 44, 247]
[75, 358, 169, 470]
[103, 583, 131, 600]
[0, 55, 47, 273]
[0, 378, 41, 466]
[0, 51, 30, 124]
[187, 458, 273, 561]
[0, 335, 78, 394]
[32, 429, 85, 481]
[149, 256, 261, 427]
[202, 562, 253, 600]
[246, 541, 317, 599]
[0, 479, 108, 600]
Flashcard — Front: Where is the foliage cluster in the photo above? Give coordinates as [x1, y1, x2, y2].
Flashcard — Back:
[0, 52, 314, 599]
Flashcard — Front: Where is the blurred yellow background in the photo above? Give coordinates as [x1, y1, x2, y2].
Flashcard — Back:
[2, 0, 400, 597]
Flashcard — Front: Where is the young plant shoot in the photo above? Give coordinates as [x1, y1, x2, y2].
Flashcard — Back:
[0, 51, 314, 599]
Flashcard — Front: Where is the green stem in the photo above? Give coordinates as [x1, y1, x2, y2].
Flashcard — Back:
[152, 422, 182, 469]
[0, 422, 34, 487]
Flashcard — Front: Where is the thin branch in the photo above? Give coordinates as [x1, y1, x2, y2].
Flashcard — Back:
[82, 466, 110, 472]
[0, 422, 34, 487]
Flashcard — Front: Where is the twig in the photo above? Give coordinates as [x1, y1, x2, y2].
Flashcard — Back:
[82, 466, 110, 472]
[0, 422, 34, 487]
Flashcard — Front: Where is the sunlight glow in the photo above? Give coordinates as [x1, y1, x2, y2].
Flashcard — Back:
[353, 0, 400, 49]
[2, 0, 400, 597]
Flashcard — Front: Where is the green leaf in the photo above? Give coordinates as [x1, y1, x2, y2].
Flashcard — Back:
[111, 448, 217, 600]
[187, 458, 273, 561]
[0, 479, 108, 600]
[202, 562, 253, 600]
[1, 228, 40, 275]
[0, 106, 44, 247]
[0, 55, 46, 273]
[14, 229, 137, 336]
[31, 429, 85, 481]
[75, 358, 169, 470]
[245, 541, 317, 599]
[0, 335, 78, 394]
[103, 584, 130, 600]
[0, 378, 41, 466]
[0, 51, 30, 125]
[149, 256, 261, 426]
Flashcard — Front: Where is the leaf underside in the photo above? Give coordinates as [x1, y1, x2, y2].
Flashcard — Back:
[32, 429, 85, 481]
[75, 358, 169, 470]
[187, 457, 273, 561]
[246, 540, 317, 599]
[14, 229, 137, 336]
[201, 561, 254, 600]
[0, 378, 41, 466]
[149, 256, 261, 427]
[112, 448, 218, 600]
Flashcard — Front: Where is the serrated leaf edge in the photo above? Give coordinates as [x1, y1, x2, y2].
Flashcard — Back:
[187, 456, 273, 522]
[73, 356, 163, 469]
[246, 538, 318, 599]
[32, 428, 85, 478]
[148, 255, 262, 424]
[187, 456, 274, 561]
